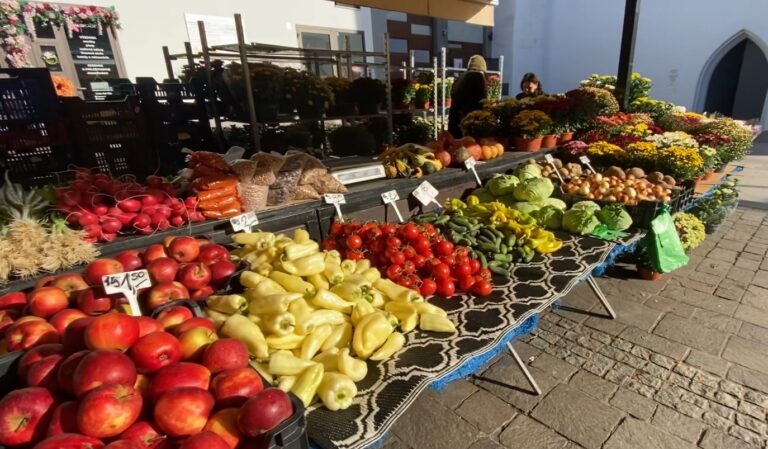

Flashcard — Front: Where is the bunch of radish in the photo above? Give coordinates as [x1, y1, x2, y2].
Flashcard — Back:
[55, 168, 206, 243]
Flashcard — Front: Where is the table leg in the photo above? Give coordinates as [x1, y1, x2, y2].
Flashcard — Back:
[587, 275, 617, 319]
[507, 342, 542, 395]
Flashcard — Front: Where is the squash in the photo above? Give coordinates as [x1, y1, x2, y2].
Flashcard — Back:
[481, 145, 494, 161]
[435, 150, 452, 168]
[494, 142, 504, 156]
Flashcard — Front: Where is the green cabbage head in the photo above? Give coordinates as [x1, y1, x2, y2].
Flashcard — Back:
[596, 203, 633, 231]
[571, 201, 601, 215]
[514, 163, 542, 181]
[487, 174, 520, 196]
[562, 208, 600, 235]
[513, 177, 554, 202]
[531, 205, 564, 230]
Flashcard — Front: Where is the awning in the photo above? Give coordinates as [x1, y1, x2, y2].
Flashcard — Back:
[333, 0, 495, 26]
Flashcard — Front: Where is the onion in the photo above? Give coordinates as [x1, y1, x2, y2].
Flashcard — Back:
[594, 173, 603, 182]
[579, 185, 590, 196]
[626, 187, 638, 199]
[598, 187, 608, 194]
[606, 195, 617, 202]
[587, 193, 595, 199]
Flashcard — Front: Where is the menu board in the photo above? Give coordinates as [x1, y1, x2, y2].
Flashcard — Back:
[67, 23, 119, 84]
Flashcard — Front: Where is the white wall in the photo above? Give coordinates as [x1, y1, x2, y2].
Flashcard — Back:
[74, 0, 373, 80]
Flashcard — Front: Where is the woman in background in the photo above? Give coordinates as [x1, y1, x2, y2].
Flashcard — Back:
[448, 55, 488, 137]
[516, 72, 544, 100]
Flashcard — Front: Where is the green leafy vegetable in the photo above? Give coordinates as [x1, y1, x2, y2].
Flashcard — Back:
[531, 205, 564, 230]
[514, 163, 542, 181]
[487, 174, 520, 196]
[596, 203, 633, 231]
[512, 177, 554, 203]
[562, 208, 600, 235]
[571, 201, 601, 215]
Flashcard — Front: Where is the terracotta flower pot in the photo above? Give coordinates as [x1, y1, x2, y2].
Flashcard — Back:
[637, 265, 663, 281]
[541, 134, 558, 148]
[419, 101, 430, 110]
[703, 170, 719, 181]
[557, 131, 574, 145]
[513, 136, 543, 152]
[445, 98, 452, 108]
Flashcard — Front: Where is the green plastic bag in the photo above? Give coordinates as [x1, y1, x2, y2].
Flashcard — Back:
[648, 207, 688, 273]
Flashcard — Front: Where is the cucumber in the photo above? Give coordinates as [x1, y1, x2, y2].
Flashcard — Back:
[452, 216, 472, 227]
[507, 235, 517, 247]
[478, 253, 488, 268]
[478, 242, 498, 253]
[488, 261, 511, 277]
[448, 222, 467, 233]
[500, 243, 508, 254]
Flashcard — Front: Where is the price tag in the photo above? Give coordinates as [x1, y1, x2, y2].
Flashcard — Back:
[544, 154, 565, 184]
[464, 157, 482, 186]
[412, 181, 441, 208]
[545, 154, 554, 163]
[230, 211, 259, 233]
[324, 194, 346, 221]
[381, 190, 404, 223]
[102, 269, 151, 316]
[579, 155, 596, 174]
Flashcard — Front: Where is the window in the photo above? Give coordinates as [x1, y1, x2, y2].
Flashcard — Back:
[300, 32, 334, 77]
[387, 12, 407, 22]
[390, 38, 408, 54]
[412, 50, 431, 64]
[297, 27, 366, 77]
[411, 24, 432, 36]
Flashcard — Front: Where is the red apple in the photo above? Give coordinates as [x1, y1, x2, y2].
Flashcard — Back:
[178, 431, 229, 449]
[178, 326, 218, 361]
[84, 312, 139, 351]
[202, 339, 248, 374]
[177, 264, 211, 291]
[17, 344, 62, 379]
[129, 332, 182, 373]
[118, 421, 165, 449]
[196, 244, 230, 266]
[0, 291, 27, 310]
[62, 317, 94, 354]
[34, 275, 57, 289]
[153, 387, 214, 437]
[28, 287, 69, 318]
[209, 260, 237, 289]
[155, 305, 192, 331]
[77, 384, 142, 438]
[203, 408, 242, 449]
[135, 316, 163, 337]
[173, 317, 216, 336]
[237, 388, 293, 438]
[76, 288, 114, 316]
[133, 374, 151, 400]
[32, 433, 105, 449]
[168, 237, 200, 264]
[149, 363, 210, 398]
[52, 275, 89, 297]
[47, 401, 79, 436]
[116, 250, 143, 272]
[6, 320, 58, 352]
[162, 236, 176, 248]
[146, 282, 190, 311]
[190, 287, 214, 301]
[49, 309, 88, 334]
[26, 354, 63, 388]
[146, 258, 179, 284]
[0, 387, 56, 446]
[142, 245, 168, 265]
[211, 367, 264, 408]
[0, 309, 17, 335]
[84, 259, 125, 286]
[105, 441, 143, 449]
[72, 349, 137, 397]
[57, 350, 89, 393]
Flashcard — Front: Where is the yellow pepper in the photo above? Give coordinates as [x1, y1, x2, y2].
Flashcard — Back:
[204, 309, 229, 327]
[288, 298, 315, 325]
[321, 323, 353, 352]
[232, 231, 275, 248]
[248, 277, 287, 298]
[373, 278, 422, 303]
[300, 324, 333, 360]
[269, 350, 316, 376]
[255, 262, 273, 277]
[350, 299, 376, 326]
[293, 228, 311, 244]
[276, 375, 296, 392]
[296, 309, 346, 335]
[337, 348, 368, 382]
[384, 302, 419, 332]
[318, 372, 357, 411]
[206, 294, 247, 315]
[270, 271, 316, 297]
[370, 332, 406, 361]
[248, 293, 301, 315]
[283, 241, 319, 261]
[262, 312, 296, 337]
[250, 360, 273, 385]
[310, 289, 354, 314]
[220, 314, 270, 359]
[291, 363, 324, 407]
[368, 289, 385, 308]
[413, 301, 448, 317]
[266, 333, 306, 350]
[360, 268, 381, 283]
[307, 273, 330, 291]
[246, 314, 262, 325]
[340, 260, 357, 276]
[419, 313, 456, 333]
[353, 312, 396, 360]
[312, 348, 339, 372]
[466, 195, 479, 206]
[240, 271, 268, 288]
[281, 253, 325, 277]
[331, 280, 372, 303]
[354, 259, 371, 273]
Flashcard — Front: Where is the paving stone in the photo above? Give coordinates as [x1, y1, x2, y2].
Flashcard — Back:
[611, 338, 633, 352]
[734, 304, 768, 329]
[676, 400, 707, 419]
[738, 401, 766, 420]
[698, 257, 734, 275]
[651, 405, 705, 443]
[727, 266, 756, 284]
[568, 370, 618, 401]
[668, 372, 691, 388]
[604, 297, 664, 331]
[660, 284, 739, 315]
[511, 341, 541, 361]
[563, 354, 586, 368]
[691, 309, 742, 334]
[653, 313, 729, 354]
[379, 435, 411, 449]
[473, 358, 558, 412]
[528, 337, 550, 350]
[700, 428, 757, 449]
[603, 417, 696, 449]
[714, 391, 739, 409]
[530, 351, 579, 381]
[467, 438, 505, 449]
[690, 381, 718, 401]
[642, 296, 696, 318]
[728, 426, 764, 447]
[619, 327, 688, 360]
[714, 278, 748, 301]
[582, 316, 627, 336]
[744, 389, 768, 408]
[642, 362, 669, 380]
[582, 354, 614, 377]
[694, 370, 721, 388]
[702, 411, 732, 431]
[497, 414, 569, 449]
[609, 388, 657, 420]
[708, 248, 739, 263]
[649, 353, 676, 369]
[390, 394, 478, 449]
[723, 336, 768, 375]
[531, 384, 624, 449]
[751, 270, 768, 289]
[737, 413, 768, 436]
[429, 378, 478, 410]
[720, 380, 747, 398]
[575, 335, 604, 352]
[734, 257, 761, 271]
[710, 403, 735, 420]
[567, 345, 593, 360]
[589, 330, 613, 345]
[637, 372, 663, 389]
[718, 239, 747, 252]
[686, 349, 731, 377]
[741, 285, 768, 311]
[455, 389, 518, 435]
[654, 385, 684, 407]
[680, 390, 709, 409]
[728, 365, 768, 394]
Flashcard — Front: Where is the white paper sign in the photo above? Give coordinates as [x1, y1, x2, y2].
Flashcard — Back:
[545, 154, 554, 163]
[324, 194, 346, 220]
[413, 181, 441, 207]
[464, 157, 482, 186]
[381, 190, 404, 222]
[230, 212, 259, 233]
[544, 154, 565, 184]
[102, 269, 151, 316]
[579, 155, 596, 174]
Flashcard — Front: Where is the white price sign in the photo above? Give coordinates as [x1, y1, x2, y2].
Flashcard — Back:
[579, 155, 596, 174]
[230, 211, 259, 233]
[544, 154, 565, 184]
[324, 194, 347, 221]
[463, 157, 482, 186]
[381, 190, 404, 223]
[412, 181, 441, 207]
[545, 154, 554, 163]
[102, 269, 151, 316]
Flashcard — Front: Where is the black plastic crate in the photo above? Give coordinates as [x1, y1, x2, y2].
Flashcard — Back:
[263, 393, 309, 449]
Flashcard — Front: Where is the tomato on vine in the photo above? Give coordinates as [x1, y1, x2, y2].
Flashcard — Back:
[420, 278, 437, 296]
[346, 234, 363, 250]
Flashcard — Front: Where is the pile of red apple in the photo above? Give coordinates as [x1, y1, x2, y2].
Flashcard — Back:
[0, 311, 296, 449]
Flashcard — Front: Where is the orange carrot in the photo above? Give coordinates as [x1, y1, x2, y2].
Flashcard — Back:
[199, 195, 238, 211]
[197, 185, 237, 202]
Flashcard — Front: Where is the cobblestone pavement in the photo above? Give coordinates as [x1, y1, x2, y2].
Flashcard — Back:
[382, 207, 768, 449]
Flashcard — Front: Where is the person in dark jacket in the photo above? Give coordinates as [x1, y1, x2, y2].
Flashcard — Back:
[516, 72, 544, 100]
[448, 55, 488, 138]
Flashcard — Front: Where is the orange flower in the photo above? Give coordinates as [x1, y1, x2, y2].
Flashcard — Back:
[51, 74, 76, 97]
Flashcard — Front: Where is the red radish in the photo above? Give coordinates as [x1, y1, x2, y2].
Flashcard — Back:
[118, 199, 142, 213]
[62, 190, 81, 206]
[93, 173, 110, 182]
[132, 214, 151, 229]
[184, 197, 198, 209]
[170, 216, 184, 227]
[101, 232, 117, 242]
[94, 179, 111, 192]
[93, 205, 109, 216]
[141, 196, 158, 208]
[161, 185, 178, 197]
[83, 224, 102, 238]
[101, 218, 122, 234]
[146, 175, 163, 188]
[117, 212, 137, 227]
[156, 206, 172, 218]
[78, 213, 99, 227]
[66, 211, 82, 224]
[71, 180, 90, 192]
[135, 226, 154, 235]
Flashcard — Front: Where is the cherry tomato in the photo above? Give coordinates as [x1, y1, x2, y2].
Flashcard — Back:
[330, 221, 344, 236]
[381, 223, 397, 236]
[389, 251, 406, 265]
[386, 236, 402, 248]
[435, 240, 454, 256]
[422, 224, 438, 239]
[370, 239, 385, 255]
[455, 254, 470, 266]
[400, 223, 419, 241]
[386, 264, 403, 280]
[322, 238, 338, 251]
[459, 274, 476, 292]
[440, 254, 456, 267]
[432, 263, 451, 280]
[468, 259, 481, 274]
[403, 246, 417, 259]
[402, 260, 416, 274]
[453, 262, 472, 278]
[406, 274, 421, 288]
[420, 278, 437, 296]
[346, 249, 363, 261]
[398, 276, 415, 289]
[346, 234, 363, 250]
[411, 254, 427, 269]
[436, 279, 456, 297]
[366, 226, 382, 241]
[413, 236, 432, 256]
[344, 223, 360, 235]
[477, 268, 492, 281]
[473, 279, 493, 297]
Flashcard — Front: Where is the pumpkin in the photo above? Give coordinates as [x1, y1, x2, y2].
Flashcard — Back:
[494, 142, 504, 156]
[435, 150, 452, 168]
[466, 143, 482, 161]
[481, 145, 495, 161]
